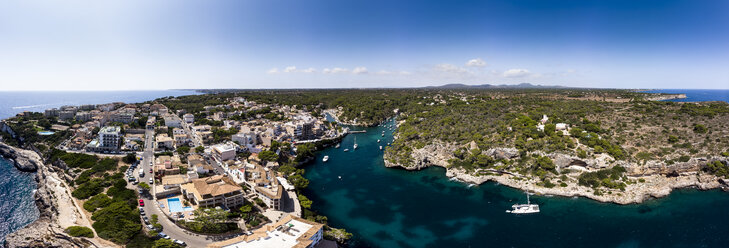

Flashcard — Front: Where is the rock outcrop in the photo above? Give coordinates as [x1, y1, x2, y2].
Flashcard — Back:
[384, 139, 729, 204]
[644, 93, 687, 101]
[0, 142, 42, 172]
[384, 140, 458, 170]
[3, 144, 97, 248]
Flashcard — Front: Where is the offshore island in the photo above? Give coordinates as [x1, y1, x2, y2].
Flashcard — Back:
[1, 87, 729, 247]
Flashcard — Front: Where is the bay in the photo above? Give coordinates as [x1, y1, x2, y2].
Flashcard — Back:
[303, 89, 729, 248]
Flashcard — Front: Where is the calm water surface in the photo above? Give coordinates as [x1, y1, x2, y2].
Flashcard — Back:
[304, 90, 729, 248]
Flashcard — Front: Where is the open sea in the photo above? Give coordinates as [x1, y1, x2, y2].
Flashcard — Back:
[0, 90, 197, 244]
[303, 89, 729, 248]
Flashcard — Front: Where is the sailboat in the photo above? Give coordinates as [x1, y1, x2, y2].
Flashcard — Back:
[506, 191, 540, 214]
[353, 137, 358, 150]
[322, 156, 329, 162]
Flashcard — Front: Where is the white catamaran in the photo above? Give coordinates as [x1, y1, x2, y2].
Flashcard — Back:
[506, 191, 540, 214]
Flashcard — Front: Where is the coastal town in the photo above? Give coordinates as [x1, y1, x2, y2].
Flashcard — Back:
[1, 89, 728, 248]
[1, 95, 347, 247]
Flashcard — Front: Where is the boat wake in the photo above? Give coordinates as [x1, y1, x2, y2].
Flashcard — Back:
[12, 103, 57, 109]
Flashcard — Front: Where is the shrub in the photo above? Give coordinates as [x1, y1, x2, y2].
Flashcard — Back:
[65, 226, 94, 238]
[83, 193, 112, 212]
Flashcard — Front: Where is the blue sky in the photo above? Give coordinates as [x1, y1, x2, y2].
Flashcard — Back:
[1, 0, 727, 90]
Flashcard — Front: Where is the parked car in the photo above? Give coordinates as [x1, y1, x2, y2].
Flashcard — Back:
[173, 239, 187, 246]
[157, 232, 170, 239]
[138, 199, 144, 207]
[149, 178, 154, 184]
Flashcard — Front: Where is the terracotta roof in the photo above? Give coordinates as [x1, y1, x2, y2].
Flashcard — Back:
[184, 175, 242, 199]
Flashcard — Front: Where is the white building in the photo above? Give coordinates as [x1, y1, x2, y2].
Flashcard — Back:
[99, 126, 121, 148]
[163, 114, 182, 128]
[212, 143, 237, 161]
[183, 113, 194, 123]
[207, 215, 324, 248]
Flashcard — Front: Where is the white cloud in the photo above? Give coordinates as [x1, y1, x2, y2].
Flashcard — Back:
[399, 71, 412, 75]
[434, 63, 468, 74]
[465, 58, 486, 67]
[323, 67, 349, 74]
[352, 66, 368, 74]
[284, 66, 297, 73]
[503, 68, 531, 78]
[300, 67, 316, 73]
[267, 68, 279, 74]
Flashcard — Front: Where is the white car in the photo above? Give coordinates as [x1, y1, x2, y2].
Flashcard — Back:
[149, 178, 154, 184]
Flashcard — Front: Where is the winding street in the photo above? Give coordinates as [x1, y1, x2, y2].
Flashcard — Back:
[131, 128, 227, 247]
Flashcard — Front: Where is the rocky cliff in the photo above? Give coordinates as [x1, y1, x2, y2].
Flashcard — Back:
[2, 143, 97, 248]
[644, 93, 687, 101]
[383, 140, 729, 204]
[0, 142, 42, 172]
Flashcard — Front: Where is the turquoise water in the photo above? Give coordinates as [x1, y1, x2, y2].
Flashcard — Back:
[37, 131, 54, 136]
[304, 119, 729, 247]
[167, 198, 192, 213]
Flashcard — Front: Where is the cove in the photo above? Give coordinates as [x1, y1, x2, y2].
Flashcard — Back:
[303, 119, 729, 248]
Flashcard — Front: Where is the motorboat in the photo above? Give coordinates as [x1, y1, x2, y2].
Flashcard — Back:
[335, 143, 340, 149]
[322, 156, 329, 162]
[353, 137, 358, 150]
[379, 146, 383, 150]
[343, 149, 349, 152]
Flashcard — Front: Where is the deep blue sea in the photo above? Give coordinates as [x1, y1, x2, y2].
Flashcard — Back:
[304, 89, 729, 248]
[0, 90, 198, 243]
[643, 89, 729, 103]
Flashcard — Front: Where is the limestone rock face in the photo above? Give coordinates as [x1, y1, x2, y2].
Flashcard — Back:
[3, 143, 94, 248]
[0, 142, 42, 172]
[485, 148, 519, 160]
[384, 140, 458, 170]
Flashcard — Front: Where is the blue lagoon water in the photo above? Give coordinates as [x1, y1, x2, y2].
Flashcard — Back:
[0, 90, 198, 243]
[304, 90, 729, 248]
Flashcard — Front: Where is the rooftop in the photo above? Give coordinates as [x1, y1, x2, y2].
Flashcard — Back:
[207, 215, 323, 248]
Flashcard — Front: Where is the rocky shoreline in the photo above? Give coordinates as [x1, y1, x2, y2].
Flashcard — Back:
[644, 93, 687, 101]
[1, 142, 99, 248]
[383, 141, 729, 205]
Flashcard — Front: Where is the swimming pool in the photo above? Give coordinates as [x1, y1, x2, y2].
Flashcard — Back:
[37, 131, 54, 135]
[167, 198, 193, 213]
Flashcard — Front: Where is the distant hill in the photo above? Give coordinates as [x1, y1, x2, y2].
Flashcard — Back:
[426, 83, 566, 89]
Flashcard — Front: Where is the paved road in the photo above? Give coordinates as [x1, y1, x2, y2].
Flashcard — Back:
[135, 128, 218, 247]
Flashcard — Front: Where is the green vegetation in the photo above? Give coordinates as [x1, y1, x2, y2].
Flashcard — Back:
[705, 161, 729, 178]
[179, 207, 239, 234]
[578, 166, 627, 191]
[91, 201, 142, 244]
[64, 226, 94, 238]
[83, 193, 113, 212]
